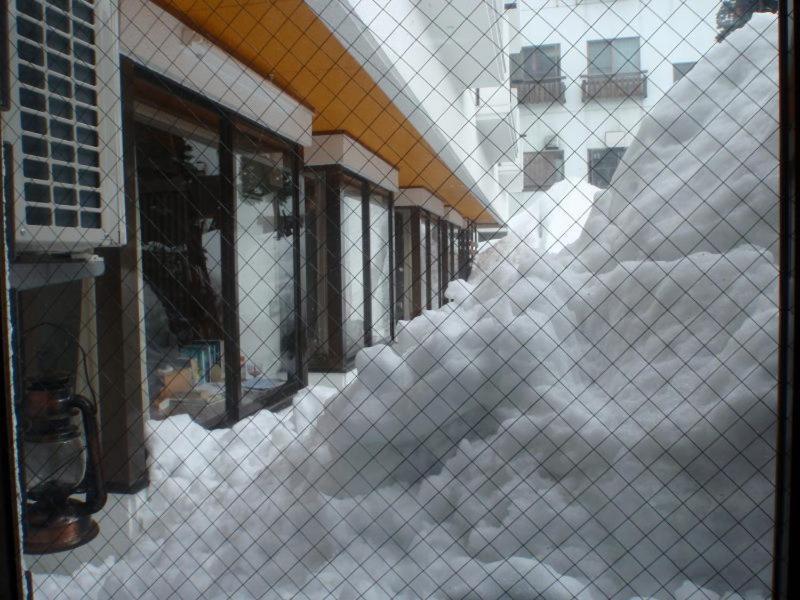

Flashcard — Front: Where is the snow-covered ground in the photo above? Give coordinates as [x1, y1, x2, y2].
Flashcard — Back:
[32, 15, 779, 600]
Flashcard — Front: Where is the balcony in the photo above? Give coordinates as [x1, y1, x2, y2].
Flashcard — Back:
[513, 77, 567, 104]
[581, 71, 648, 101]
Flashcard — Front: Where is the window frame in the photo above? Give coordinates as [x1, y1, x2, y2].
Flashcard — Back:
[523, 149, 566, 192]
[587, 146, 627, 189]
[393, 206, 448, 319]
[587, 37, 642, 76]
[123, 58, 306, 426]
[303, 163, 394, 372]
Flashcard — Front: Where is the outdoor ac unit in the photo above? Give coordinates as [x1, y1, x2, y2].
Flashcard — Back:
[2, 0, 126, 255]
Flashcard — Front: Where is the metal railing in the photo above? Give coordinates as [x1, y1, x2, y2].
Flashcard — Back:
[581, 70, 648, 101]
[513, 77, 567, 104]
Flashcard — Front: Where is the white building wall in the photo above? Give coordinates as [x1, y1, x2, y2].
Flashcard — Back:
[510, 0, 720, 209]
[306, 0, 510, 223]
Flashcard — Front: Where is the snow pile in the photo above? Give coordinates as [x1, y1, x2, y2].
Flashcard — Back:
[507, 179, 603, 253]
[35, 15, 778, 600]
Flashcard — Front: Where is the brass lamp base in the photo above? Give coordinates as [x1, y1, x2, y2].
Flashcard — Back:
[24, 498, 100, 554]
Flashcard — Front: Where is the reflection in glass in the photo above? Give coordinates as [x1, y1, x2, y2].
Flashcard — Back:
[394, 208, 415, 321]
[305, 174, 329, 362]
[341, 182, 365, 360]
[430, 218, 440, 308]
[135, 112, 226, 418]
[449, 224, 457, 281]
[369, 192, 391, 343]
[234, 131, 296, 404]
[420, 216, 429, 310]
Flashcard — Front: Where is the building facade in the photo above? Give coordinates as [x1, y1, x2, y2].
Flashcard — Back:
[483, 0, 721, 234]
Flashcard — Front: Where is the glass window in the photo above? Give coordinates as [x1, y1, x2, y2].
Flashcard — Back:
[233, 128, 297, 404]
[369, 190, 392, 344]
[673, 61, 696, 82]
[440, 222, 449, 287]
[134, 108, 227, 418]
[395, 208, 416, 320]
[449, 224, 457, 280]
[523, 149, 565, 191]
[588, 147, 627, 188]
[305, 174, 329, 362]
[393, 209, 406, 320]
[430, 218, 440, 308]
[587, 38, 641, 75]
[341, 180, 365, 360]
[512, 44, 561, 82]
[421, 215, 430, 310]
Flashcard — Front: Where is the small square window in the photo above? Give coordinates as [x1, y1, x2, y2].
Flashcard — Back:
[588, 147, 626, 189]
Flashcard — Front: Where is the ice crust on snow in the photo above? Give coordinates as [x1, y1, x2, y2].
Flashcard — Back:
[34, 15, 778, 600]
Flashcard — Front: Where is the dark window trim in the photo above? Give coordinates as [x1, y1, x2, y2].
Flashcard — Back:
[304, 164, 394, 371]
[511, 43, 562, 83]
[367, 183, 395, 344]
[523, 149, 566, 191]
[123, 57, 306, 427]
[424, 212, 432, 310]
[0, 230, 25, 599]
[588, 146, 626, 189]
[394, 206, 451, 319]
[394, 208, 406, 321]
[774, 0, 799, 596]
[1, 0, 9, 111]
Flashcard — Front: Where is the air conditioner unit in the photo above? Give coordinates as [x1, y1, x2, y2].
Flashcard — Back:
[2, 0, 126, 255]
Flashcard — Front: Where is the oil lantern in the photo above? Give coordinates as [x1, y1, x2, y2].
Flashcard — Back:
[22, 376, 107, 554]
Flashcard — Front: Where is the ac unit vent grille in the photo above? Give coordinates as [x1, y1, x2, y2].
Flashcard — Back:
[14, 0, 103, 231]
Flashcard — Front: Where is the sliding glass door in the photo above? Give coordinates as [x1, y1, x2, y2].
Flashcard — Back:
[233, 125, 298, 405]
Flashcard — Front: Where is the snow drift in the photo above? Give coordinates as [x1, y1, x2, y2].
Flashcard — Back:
[35, 15, 779, 600]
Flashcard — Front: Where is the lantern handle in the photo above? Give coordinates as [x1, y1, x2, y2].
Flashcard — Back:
[64, 394, 107, 515]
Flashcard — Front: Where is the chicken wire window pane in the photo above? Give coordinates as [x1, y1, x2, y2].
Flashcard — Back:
[10, 3, 786, 600]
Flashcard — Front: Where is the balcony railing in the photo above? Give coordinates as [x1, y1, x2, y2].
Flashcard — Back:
[512, 77, 567, 104]
[581, 71, 648, 101]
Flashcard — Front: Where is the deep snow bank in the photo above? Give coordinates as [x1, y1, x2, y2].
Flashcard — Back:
[507, 179, 603, 253]
[35, 15, 779, 600]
